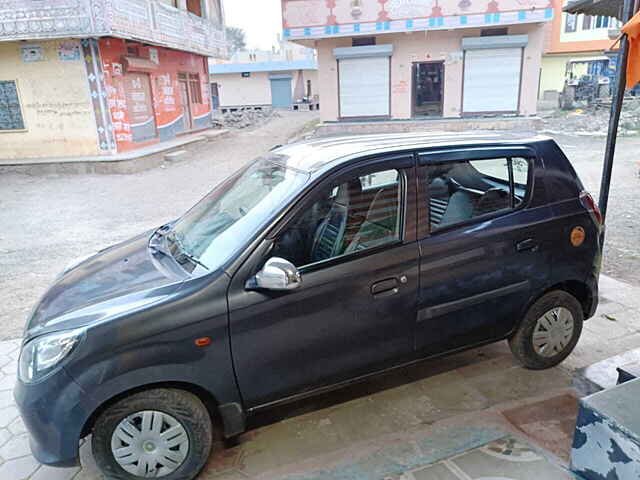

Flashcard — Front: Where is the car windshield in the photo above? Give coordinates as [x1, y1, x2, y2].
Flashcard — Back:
[171, 156, 309, 273]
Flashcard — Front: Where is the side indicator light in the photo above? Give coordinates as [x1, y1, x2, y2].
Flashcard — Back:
[195, 337, 212, 347]
[570, 226, 586, 247]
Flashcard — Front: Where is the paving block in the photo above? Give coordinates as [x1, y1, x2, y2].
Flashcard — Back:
[0, 391, 15, 410]
[0, 428, 11, 448]
[8, 417, 26, 436]
[0, 375, 16, 392]
[0, 406, 20, 429]
[0, 342, 18, 357]
[0, 455, 40, 479]
[0, 434, 32, 460]
[30, 465, 81, 480]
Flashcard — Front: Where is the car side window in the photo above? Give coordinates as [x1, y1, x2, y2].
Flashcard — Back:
[427, 157, 530, 232]
[272, 168, 402, 268]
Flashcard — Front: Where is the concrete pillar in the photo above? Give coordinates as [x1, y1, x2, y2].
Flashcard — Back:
[177, 0, 187, 10]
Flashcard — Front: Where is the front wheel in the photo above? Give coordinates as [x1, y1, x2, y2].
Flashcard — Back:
[509, 291, 583, 370]
[92, 389, 214, 480]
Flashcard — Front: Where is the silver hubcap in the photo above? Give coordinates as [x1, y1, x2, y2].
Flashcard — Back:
[532, 307, 575, 358]
[111, 411, 189, 478]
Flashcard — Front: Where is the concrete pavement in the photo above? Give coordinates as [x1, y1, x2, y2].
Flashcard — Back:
[1, 274, 638, 479]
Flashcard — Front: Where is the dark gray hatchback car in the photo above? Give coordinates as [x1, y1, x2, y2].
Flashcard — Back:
[15, 133, 601, 480]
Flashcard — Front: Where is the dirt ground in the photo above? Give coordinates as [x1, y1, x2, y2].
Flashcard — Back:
[0, 111, 318, 340]
[547, 133, 640, 285]
[1, 111, 639, 340]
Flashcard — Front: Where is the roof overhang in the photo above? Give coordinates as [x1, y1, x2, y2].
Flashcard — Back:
[209, 59, 317, 75]
[564, 0, 625, 20]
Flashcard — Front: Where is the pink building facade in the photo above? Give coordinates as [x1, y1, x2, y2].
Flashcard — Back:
[282, 0, 554, 122]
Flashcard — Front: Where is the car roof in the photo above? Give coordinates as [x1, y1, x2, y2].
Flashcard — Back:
[272, 131, 552, 173]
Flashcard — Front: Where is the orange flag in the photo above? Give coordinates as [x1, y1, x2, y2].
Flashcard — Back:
[622, 10, 640, 87]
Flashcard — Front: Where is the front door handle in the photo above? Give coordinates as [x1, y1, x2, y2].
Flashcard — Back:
[516, 238, 538, 252]
[371, 278, 399, 297]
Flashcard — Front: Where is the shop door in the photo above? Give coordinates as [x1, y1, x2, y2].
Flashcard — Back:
[339, 56, 390, 118]
[412, 62, 444, 117]
[210, 82, 220, 111]
[462, 48, 523, 114]
[270, 77, 292, 108]
[123, 72, 157, 143]
[178, 77, 193, 131]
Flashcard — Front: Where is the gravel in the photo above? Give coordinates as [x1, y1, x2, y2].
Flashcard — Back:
[541, 97, 640, 138]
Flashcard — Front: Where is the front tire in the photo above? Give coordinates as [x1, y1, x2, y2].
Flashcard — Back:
[509, 291, 583, 370]
[92, 389, 214, 480]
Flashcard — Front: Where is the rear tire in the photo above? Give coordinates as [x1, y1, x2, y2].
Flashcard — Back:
[559, 86, 576, 110]
[92, 389, 214, 480]
[509, 291, 583, 370]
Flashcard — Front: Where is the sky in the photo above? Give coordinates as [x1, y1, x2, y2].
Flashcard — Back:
[223, 0, 284, 51]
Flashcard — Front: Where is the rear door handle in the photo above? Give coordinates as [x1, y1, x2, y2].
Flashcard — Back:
[371, 278, 399, 297]
[516, 238, 538, 252]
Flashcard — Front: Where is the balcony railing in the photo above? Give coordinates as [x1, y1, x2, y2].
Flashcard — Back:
[0, 0, 227, 58]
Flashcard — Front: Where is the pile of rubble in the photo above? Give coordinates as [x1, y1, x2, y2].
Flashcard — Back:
[213, 108, 282, 130]
[540, 97, 640, 137]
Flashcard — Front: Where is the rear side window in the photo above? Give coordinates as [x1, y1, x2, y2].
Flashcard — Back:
[426, 157, 531, 232]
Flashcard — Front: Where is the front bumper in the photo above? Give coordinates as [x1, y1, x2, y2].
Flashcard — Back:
[14, 367, 93, 467]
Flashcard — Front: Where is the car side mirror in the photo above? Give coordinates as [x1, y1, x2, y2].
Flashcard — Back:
[246, 257, 302, 291]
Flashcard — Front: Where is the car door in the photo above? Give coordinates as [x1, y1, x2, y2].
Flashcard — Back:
[415, 147, 552, 356]
[227, 155, 419, 408]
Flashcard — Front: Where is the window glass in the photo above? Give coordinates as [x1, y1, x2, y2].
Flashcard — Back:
[0, 81, 25, 131]
[272, 169, 402, 268]
[172, 157, 308, 273]
[565, 13, 577, 33]
[427, 157, 530, 232]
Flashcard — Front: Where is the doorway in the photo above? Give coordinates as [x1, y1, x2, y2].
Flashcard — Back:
[210, 82, 220, 111]
[412, 62, 444, 117]
[270, 76, 293, 108]
[178, 74, 193, 132]
[123, 72, 157, 142]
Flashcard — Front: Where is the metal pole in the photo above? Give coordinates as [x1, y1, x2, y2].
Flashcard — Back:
[598, 0, 635, 222]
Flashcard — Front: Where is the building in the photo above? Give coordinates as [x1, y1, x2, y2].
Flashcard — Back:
[0, 0, 226, 160]
[280, 0, 554, 123]
[539, 0, 621, 96]
[210, 40, 318, 111]
[210, 59, 319, 111]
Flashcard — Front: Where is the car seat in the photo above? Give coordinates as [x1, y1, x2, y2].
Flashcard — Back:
[311, 179, 363, 262]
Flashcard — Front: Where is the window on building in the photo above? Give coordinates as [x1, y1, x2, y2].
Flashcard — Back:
[352, 37, 376, 47]
[582, 15, 593, 30]
[272, 168, 402, 268]
[0, 81, 25, 131]
[481, 27, 508, 36]
[595, 16, 610, 29]
[565, 13, 578, 33]
[186, 0, 203, 17]
[188, 73, 203, 103]
[126, 45, 140, 57]
[425, 157, 530, 232]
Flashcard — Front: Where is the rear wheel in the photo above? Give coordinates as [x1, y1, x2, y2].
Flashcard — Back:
[92, 389, 214, 480]
[509, 291, 583, 370]
[597, 84, 610, 99]
[559, 86, 576, 110]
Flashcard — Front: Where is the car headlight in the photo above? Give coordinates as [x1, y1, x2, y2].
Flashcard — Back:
[18, 329, 84, 384]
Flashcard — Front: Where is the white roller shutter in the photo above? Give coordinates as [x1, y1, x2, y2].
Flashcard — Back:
[339, 56, 390, 118]
[463, 48, 523, 113]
